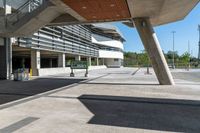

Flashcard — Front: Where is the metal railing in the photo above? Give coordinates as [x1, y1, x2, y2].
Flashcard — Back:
[6, 0, 43, 25]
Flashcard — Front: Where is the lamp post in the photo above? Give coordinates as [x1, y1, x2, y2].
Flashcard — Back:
[188, 40, 191, 70]
[198, 25, 200, 65]
[172, 31, 176, 69]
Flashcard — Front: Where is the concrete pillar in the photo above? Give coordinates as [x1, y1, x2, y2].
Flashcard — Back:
[87, 57, 91, 66]
[0, 38, 12, 80]
[22, 58, 25, 68]
[49, 58, 53, 68]
[31, 50, 40, 76]
[58, 53, 65, 68]
[133, 18, 174, 85]
[6, 38, 12, 80]
[96, 58, 99, 66]
[75, 55, 81, 61]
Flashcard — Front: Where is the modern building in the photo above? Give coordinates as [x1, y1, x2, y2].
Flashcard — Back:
[0, 23, 124, 78]
[0, 0, 199, 84]
[90, 24, 125, 68]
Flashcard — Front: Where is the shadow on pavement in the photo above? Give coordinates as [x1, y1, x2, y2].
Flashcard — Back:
[81, 82, 159, 86]
[172, 72, 200, 82]
[78, 95, 200, 132]
[0, 78, 85, 105]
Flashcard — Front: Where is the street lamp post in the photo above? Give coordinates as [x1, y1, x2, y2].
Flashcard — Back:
[172, 31, 176, 69]
[188, 40, 191, 71]
[198, 25, 200, 65]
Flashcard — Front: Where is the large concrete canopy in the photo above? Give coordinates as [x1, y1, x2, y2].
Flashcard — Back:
[1, 0, 199, 85]
[49, 0, 199, 85]
[50, 0, 199, 26]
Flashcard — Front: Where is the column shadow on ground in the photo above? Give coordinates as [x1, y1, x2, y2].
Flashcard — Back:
[0, 78, 85, 105]
[81, 82, 159, 86]
[78, 95, 200, 132]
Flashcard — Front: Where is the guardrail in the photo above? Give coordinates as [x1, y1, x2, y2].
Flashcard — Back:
[6, 0, 43, 25]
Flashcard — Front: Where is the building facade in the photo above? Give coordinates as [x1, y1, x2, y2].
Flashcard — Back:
[90, 24, 125, 68]
[0, 24, 124, 79]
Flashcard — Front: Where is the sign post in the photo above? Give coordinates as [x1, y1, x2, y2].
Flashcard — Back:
[70, 61, 89, 77]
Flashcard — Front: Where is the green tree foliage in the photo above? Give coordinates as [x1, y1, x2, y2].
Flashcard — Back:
[180, 52, 190, 65]
[124, 52, 138, 67]
[190, 57, 199, 67]
[165, 51, 179, 64]
[137, 51, 150, 67]
[124, 50, 199, 68]
[124, 51, 151, 67]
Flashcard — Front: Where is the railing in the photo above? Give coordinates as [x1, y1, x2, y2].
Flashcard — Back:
[6, 0, 43, 25]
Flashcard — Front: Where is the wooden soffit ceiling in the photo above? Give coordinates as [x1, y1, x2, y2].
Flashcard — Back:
[61, 0, 131, 21]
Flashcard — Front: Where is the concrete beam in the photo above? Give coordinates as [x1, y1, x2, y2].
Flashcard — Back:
[49, 13, 79, 26]
[49, 0, 86, 22]
[133, 18, 174, 85]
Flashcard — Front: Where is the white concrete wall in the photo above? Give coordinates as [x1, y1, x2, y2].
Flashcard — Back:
[92, 34, 124, 49]
[99, 50, 124, 59]
[92, 33, 124, 68]
[38, 66, 107, 76]
[104, 58, 122, 68]
[38, 67, 71, 76]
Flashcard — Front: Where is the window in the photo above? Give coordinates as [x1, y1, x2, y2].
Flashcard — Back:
[114, 59, 119, 62]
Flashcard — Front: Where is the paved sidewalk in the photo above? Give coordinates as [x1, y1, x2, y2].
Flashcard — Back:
[0, 68, 200, 133]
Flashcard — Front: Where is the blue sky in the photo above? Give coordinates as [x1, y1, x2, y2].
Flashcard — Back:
[113, 3, 200, 57]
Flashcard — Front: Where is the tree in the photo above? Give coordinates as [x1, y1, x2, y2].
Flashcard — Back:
[190, 57, 199, 68]
[124, 52, 138, 67]
[138, 50, 151, 74]
[165, 51, 179, 65]
[123, 50, 199, 69]
[180, 52, 190, 70]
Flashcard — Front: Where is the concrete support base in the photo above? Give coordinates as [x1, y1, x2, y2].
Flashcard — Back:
[133, 18, 175, 85]
[0, 38, 12, 80]
[58, 53, 65, 68]
[31, 50, 40, 76]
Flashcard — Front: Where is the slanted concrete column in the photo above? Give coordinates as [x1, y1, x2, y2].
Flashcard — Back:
[58, 53, 65, 68]
[0, 38, 12, 80]
[31, 50, 40, 76]
[133, 18, 174, 85]
[87, 57, 91, 66]
[75, 55, 81, 61]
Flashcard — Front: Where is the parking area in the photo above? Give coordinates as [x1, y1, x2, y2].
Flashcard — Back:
[0, 68, 200, 133]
